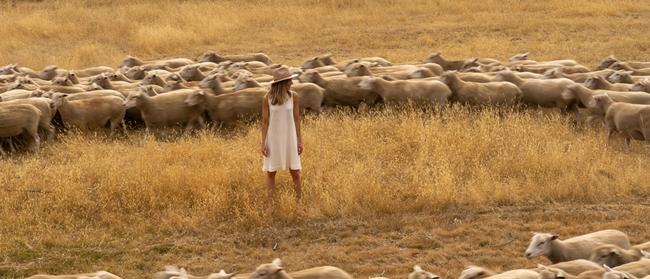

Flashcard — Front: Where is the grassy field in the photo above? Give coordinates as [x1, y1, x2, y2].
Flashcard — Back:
[2, 0, 650, 278]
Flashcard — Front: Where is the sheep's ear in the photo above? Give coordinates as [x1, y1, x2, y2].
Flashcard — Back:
[603, 265, 614, 272]
[550, 234, 559, 240]
[272, 258, 283, 268]
[413, 265, 422, 272]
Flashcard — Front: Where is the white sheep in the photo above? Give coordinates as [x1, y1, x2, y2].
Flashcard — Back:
[439, 71, 522, 106]
[52, 94, 126, 136]
[358, 76, 452, 106]
[525, 230, 631, 263]
[299, 70, 381, 109]
[591, 94, 650, 146]
[247, 258, 353, 279]
[26, 270, 122, 279]
[123, 89, 205, 132]
[197, 51, 272, 65]
[584, 75, 633, 91]
[590, 244, 650, 267]
[0, 103, 42, 154]
[409, 265, 440, 279]
[458, 266, 540, 279]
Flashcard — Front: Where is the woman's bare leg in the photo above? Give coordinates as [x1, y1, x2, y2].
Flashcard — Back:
[266, 171, 277, 207]
[289, 169, 302, 204]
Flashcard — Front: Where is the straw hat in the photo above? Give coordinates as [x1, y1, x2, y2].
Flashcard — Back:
[271, 65, 297, 84]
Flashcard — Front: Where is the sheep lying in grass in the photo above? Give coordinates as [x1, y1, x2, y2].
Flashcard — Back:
[525, 230, 631, 263]
[358, 76, 452, 106]
[590, 244, 650, 267]
[26, 271, 122, 279]
[0, 103, 42, 154]
[247, 258, 353, 279]
[591, 94, 650, 146]
[197, 51, 272, 65]
[124, 89, 206, 132]
[52, 93, 126, 136]
[458, 266, 540, 279]
[439, 71, 522, 106]
[533, 260, 604, 276]
[408, 265, 439, 279]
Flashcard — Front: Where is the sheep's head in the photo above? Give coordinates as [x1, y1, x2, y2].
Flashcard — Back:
[51, 93, 69, 108]
[510, 52, 530, 61]
[425, 52, 442, 64]
[407, 265, 439, 279]
[228, 62, 248, 72]
[525, 232, 559, 259]
[124, 66, 146, 80]
[184, 90, 206, 106]
[198, 51, 222, 63]
[458, 266, 494, 279]
[543, 69, 563, 79]
[139, 85, 158, 96]
[319, 53, 335, 65]
[248, 258, 284, 279]
[537, 264, 568, 279]
[590, 94, 613, 110]
[143, 73, 164, 86]
[301, 56, 324, 70]
[346, 63, 371, 77]
[583, 75, 603, 89]
[234, 76, 259, 91]
[608, 71, 634, 84]
[631, 79, 650, 92]
[121, 55, 143, 67]
[299, 70, 321, 83]
[461, 58, 479, 71]
[66, 71, 79, 84]
[589, 245, 626, 267]
[124, 91, 143, 109]
[180, 65, 200, 80]
[609, 62, 631, 71]
[493, 71, 515, 82]
[92, 73, 111, 89]
[199, 74, 220, 89]
[206, 269, 237, 279]
[438, 71, 457, 85]
[52, 76, 73, 86]
[358, 76, 378, 90]
[18, 76, 36, 85]
[599, 55, 618, 70]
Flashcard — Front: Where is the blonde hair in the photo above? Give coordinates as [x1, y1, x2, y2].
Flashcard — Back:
[267, 79, 292, 105]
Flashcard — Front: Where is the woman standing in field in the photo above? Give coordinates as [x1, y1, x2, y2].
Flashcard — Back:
[261, 65, 303, 208]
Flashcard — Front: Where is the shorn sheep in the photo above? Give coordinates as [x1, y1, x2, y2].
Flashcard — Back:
[591, 94, 650, 146]
[525, 230, 631, 263]
[246, 258, 353, 279]
[590, 244, 650, 268]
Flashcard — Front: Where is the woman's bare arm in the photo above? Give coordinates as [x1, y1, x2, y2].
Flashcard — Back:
[292, 91, 302, 155]
[261, 94, 270, 156]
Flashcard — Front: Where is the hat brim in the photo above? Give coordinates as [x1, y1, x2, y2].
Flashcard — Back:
[271, 74, 298, 84]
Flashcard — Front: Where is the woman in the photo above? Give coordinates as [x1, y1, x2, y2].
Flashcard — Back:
[261, 65, 303, 207]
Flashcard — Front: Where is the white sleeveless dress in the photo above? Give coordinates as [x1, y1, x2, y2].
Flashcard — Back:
[263, 92, 301, 172]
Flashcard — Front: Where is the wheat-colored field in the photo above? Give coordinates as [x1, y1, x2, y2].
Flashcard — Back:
[2, 1, 650, 279]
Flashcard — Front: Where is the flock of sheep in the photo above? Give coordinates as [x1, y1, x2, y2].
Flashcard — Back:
[2, 50, 650, 154]
[25, 229, 650, 279]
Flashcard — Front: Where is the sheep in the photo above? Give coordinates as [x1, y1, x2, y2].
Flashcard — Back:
[608, 70, 646, 84]
[163, 79, 193, 93]
[525, 230, 631, 263]
[0, 103, 42, 154]
[234, 75, 265, 91]
[534, 260, 605, 277]
[609, 62, 650, 76]
[179, 64, 207, 81]
[123, 89, 205, 132]
[544, 69, 615, 83]
[51, 94, 126, 136]
[517, 64, 590, 75]
[561, 84, 650, 124]
[199, 74, 234, 95]
[439, 71, 522, 106]
[630, 79, 650, 93]
[458, 266, 540, 279]
[0, 89, 40, 101]
[156, 265, 237, 279]
[1, 97, 55, 141]
[299, 69, 381, 109]
[584, 75, 633, 91]
[120, 55, 194, 69]
[197, 51, 272, 65]
[511, 52, 531, 61]
[357, 76, 452, 107]
[494, 70, 577, 111]
[71, 66, 114, 78]
[18, 65, 61, 80]
[590, 244, 650, 267]
[301, 56, 326, 69]
[58, 90, 126, 101]
[408, 265, 440, 279]
[424, 52, 478, 71]
[247, 258, 353, 279]
[591, 94, 650, 146]
[540, 259, 650, 279]
[345, 63, 435, 80]
[26, 271, 122, 279]
[91, 73, 140, 92]
[599, 56, 650, 70]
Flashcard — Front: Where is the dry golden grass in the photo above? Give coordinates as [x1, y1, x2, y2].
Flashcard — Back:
[2, 1, 650, 278]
